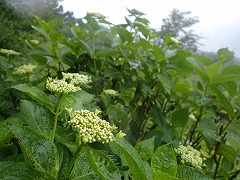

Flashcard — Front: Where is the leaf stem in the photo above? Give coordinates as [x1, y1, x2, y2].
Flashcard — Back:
[51, 94, 63, 142]
[63, 144, 83, 180]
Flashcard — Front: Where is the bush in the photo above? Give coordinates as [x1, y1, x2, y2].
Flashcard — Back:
[0, 11, 239, 179]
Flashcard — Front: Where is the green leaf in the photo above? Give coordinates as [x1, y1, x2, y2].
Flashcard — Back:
[49, 33, 66, 44]
[135, 136, 156, 161]
[113, 139, 149, 180]
[177, 165, 212, 180]
[111, 26, 133, 44]
[196, 117, 221, 147]
[154, 170, 178, 180]
[151, 144, 177, 179]
[20, 100, 53, 140]
[210, 74, 240, 84]
[221, 157, 234, 171]
[206, 61, 223, 78]
[217, 48, 234, 62]
[56, 143, 72, 179]
[12, 84, 55, 113]
[48, 17, 65, 32]
[85, 146, 122, 180]
[31, 25, 50, 40]
[0, 161, 44, 179]
[71, 90, 94, 105]
[209, 85, 234, 117]
[156, 73, 173, 94]
[8, 125, 59, 179]
[0, 120, 13, 146]
[217, 144, 238, 162]
[104, 66, 123, 79]
[172, 108, 189, 127]
[185, 57, 209, 82]
[70, 151, 101, 180]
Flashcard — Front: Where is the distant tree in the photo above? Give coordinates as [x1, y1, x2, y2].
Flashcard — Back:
[157, 9, 202, 52]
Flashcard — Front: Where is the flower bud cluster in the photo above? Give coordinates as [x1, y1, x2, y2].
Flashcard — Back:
[0, 48, 20, 56]
[103, 89, 119, 96]
[62, 72, 92, 85]
[67, 109, 116, 144]
[46, 78, 81, 94]
[46, 72, 92, 94]
[30, 40, 39, 45]
[175, 144, 204, 169]
[14, 64, 36, 75]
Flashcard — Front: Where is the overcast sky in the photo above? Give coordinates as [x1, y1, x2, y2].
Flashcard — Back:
[61, 0, 240, 57]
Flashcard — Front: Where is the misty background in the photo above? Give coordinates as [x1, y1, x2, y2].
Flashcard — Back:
[61, 0, 240, 58]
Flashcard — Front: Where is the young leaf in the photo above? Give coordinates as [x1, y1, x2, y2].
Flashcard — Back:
[12, 84, 55, 113]
[8, 125, 60, 180]
[217, 48, 234, 62]
[113, 139, 149, 180]
[85, 146, 122, 180]
[151, 144, 177, 179]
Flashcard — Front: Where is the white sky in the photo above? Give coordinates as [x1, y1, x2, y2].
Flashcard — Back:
[61, 0, 240, 57]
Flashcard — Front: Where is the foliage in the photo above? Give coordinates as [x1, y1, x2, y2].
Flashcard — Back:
[0, 9, 240, 179]
[0, 0, 79, 53]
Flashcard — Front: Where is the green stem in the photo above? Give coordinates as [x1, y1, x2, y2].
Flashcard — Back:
[51, 94, 63, 142]
[63, 144, 83, 180]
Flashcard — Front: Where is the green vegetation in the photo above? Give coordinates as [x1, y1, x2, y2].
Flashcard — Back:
[0, 8, 240, 180]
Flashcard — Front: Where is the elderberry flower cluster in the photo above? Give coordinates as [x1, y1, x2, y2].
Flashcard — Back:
[0, 48, 20, 56]
[103, 89, 119, 96]
[175, 144, 204, 169]
[62, 72, 92, 85]
[14, 64, 36, 75]
[46, 72, 92, 95]
[67, 109, 117, 144]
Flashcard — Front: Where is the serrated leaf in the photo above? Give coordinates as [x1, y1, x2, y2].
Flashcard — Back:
[56, 143, 72, 179]
[196, 117, 221, 147]
[172, 108, 189, 127]
[85, 146, 122, 180]
[157, 73, 173, 94]
[20, 100, 53, 140]
[70, 151, 101, 180]
[8, 125, 59, 179]
[135, 136, 156, 161]
[151, 144, 177, 179]
[218, 144, 238, 162]
[12, 84, 55, 113]
[154, 170, 178, 180]
[0, 161, 44, 179]
[177, 165, 212, 180]
[113, 139, 149, 180]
